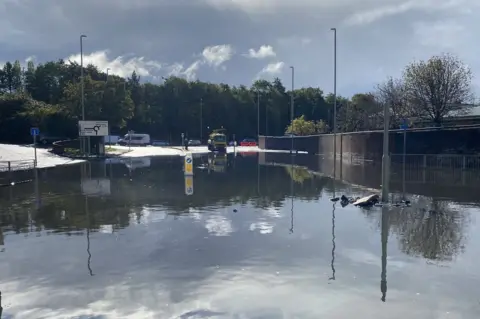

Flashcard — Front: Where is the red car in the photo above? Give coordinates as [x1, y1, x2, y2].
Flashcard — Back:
[240, 138, 257, 146]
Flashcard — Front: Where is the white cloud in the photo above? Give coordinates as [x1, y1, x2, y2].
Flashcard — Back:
[65, 50, 163, 78]
[201, 44, 234, 67]
[245, 45, 276, 59]
[168, 60, 202, 81]
[413, 20, 465, 49]
[25, 56, 35, 63]
[344, 0, 472, 26]
[260, 62, 284, 75]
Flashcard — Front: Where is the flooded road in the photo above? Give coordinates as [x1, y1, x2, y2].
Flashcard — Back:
[0, 153, 479, 318]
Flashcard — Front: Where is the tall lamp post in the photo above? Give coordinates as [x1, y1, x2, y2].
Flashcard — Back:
[290, 66, 294, 153]
[80, 34, 87, 155]
[330, 27, 337, 176]
[257, 90, 260, 139]
[200, 98, 203, 142]
[106, 68, 110, 82]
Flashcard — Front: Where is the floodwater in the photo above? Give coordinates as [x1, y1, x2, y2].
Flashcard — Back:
[0, 152, 479, 318]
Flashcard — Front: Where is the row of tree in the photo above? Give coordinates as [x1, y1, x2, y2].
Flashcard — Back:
[0, 53, 474, 143]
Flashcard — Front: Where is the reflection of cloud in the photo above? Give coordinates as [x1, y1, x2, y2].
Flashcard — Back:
[137, 206, 167, 224]
[249, 222, 274, 234]
[204, 215, 233, 236]
[1, 267, 474, 318]
[341, 248, 409, 269]
[264, 207, 281, 218]
[99, 225, 113, 234]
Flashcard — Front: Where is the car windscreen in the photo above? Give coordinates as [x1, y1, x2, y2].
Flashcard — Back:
[213, 135, 226, 142]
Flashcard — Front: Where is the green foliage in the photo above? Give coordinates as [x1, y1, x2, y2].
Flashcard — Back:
[285, 115, 329, 135]
[0, 53, 474, 143]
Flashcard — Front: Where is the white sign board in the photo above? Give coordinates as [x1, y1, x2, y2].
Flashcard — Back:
[79, 120, 109, 136]
[81, 178, 111, 196]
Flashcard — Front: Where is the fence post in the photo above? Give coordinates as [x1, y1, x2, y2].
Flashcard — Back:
[7, 161, 11, 184]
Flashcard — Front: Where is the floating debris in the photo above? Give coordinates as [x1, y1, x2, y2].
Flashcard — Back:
[353, 194, 380, 207]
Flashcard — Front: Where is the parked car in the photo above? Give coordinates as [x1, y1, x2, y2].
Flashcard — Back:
[240, 138, 257, 146]
[118, 133, 150, 146]
[188, 139, 201, 146]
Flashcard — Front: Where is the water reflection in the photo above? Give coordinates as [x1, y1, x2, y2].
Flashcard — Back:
[0, 153, 479, 317]
[329, 201, 336, 281]
[381, 205, 389, 302]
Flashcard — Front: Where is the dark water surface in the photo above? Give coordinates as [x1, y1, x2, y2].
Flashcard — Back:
[0, 153, 479, 318]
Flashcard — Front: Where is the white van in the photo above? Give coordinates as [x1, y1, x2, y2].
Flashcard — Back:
[118, 133, 150, 146]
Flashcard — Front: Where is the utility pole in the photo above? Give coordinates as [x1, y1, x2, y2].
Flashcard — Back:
[257, 90, 260, 139]
[290, 66, 294, 153]
[331, 27, 337, 177]
[80, 34, 87, 155]
[381, 101, 390, 201]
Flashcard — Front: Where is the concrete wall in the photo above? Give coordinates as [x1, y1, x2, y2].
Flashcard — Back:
[259, 126, 480, 159]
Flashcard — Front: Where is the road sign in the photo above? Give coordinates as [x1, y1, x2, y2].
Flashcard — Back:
[79, 120, 109, 136]
[400, 119, 408, 130]
[30, 127, 39, 136]
[185, 176, 193, 195]
[184, 153, 193, 175]
[81, 178, 111, 196]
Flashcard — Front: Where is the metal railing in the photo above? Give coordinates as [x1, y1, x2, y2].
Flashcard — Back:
[0, 160, 36, 172]
[390, 154, 480, 170]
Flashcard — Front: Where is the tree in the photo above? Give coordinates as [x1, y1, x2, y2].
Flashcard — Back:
[375, 77, 410, 128]
[285, 115, 329, 135]
[402, 53, 473, 126]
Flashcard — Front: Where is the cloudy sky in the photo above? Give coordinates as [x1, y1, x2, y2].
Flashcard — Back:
[1, 0, 480, 97]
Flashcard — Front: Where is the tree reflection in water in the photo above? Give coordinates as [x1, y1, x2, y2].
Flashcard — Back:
[389, 198, 467, 261]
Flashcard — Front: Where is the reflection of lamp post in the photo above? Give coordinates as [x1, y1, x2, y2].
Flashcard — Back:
[380, 205, 389, 302]
[329, 202, 336, 280]
[81, 162, 94, 276]
[290, 154, 294, 233]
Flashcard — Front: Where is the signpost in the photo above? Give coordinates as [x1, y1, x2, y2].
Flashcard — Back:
[185, 175, 193, 195]
[400, 119, 408, 199]
[30, 127, 39, 167]
[78, 121, 109, 136]
[184, 152, 193, 175]
[233, 134, 236, 153]
[79, 121, 109, 156]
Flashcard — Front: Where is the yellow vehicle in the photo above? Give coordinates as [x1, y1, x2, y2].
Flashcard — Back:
[208, 153, 227, 173]
[207, 128, 227, 152]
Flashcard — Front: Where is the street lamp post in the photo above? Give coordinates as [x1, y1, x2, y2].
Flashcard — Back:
[290, 66, 294, 153]
[80, 34, 87, 155]
[331, 27, 337, 176]
[257, 90, 260, 139]
[200, 98, 203, 142]
[381, 102, 390, 201]
[106, 68, 110, 82]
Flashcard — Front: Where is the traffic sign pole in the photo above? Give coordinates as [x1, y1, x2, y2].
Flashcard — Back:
[34, 134, 37, 167]
[400, 120, 408, 196]
[30, 127, 39, 167]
